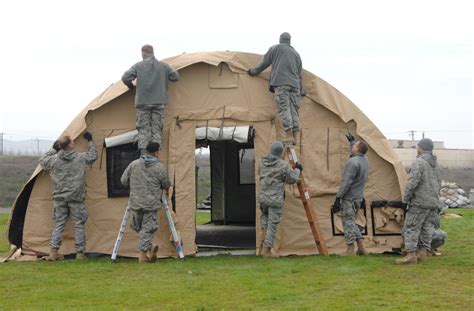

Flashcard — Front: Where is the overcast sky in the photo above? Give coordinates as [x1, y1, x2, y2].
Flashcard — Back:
[0, 0, 472, 148]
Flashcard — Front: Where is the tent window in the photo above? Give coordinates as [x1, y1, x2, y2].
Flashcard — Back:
[239, 148, 255, 185]
[106, 143, 140, 197]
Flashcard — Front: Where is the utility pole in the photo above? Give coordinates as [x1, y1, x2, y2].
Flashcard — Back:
[422, 131, 425, 139]
[36, 137, 40, 156]
[408, 130, 416, 141]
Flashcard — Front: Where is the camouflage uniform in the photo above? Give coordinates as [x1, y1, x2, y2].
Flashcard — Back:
[258, 155, 300, 248]
[274, 86, 301, 133]
[136, 104, 165, 148]
[340, 199, 364, 245]
[336, 148, 369, 245]
[431, 229, 447, 250]
[122, 56, 180, 149]
[120, 155, 170, 251]
[430, 214, 447, 250]
[39, 141, 98, 252]
[402, 152, 442, 252]
[248, 33, 303, 134]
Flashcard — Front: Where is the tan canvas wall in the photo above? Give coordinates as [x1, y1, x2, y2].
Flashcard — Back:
[14, 51, 406, 257]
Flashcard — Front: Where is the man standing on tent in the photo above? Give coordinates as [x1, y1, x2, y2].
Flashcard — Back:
[122, 44, 180, 155]
[247, 32, 304, 144]
[39, 132, 98, 261]
[396, 138, 442, 265]
[258, 141, 302, 257]
[121, 142, 170, 263]
[332, 134, 370, 256]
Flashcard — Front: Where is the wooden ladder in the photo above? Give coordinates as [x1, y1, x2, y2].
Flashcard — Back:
[285, 146, 329, 256]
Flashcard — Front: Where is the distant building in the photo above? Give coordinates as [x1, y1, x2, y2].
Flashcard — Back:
[389, 139, 445, 149]
[389, 139, 474, 169]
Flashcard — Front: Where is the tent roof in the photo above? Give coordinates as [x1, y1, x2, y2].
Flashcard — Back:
[25, 50, 406, 192]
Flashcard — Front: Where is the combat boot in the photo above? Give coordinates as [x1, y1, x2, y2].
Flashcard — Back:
[416, 249, 428, 262]
[148, 245, 159, 263]
[341, 243, 355, 256]
[395, 251, 417, 265]
[76, 252, 86, 260]
[356, 240, 369, 256]
[45, 248, 60, 261]
[138, 251, 150, 264]
[262, 247, 278, 258]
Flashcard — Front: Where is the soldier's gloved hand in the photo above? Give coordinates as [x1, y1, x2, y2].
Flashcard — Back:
[331, 197, 341, 213]
[300, 88, 307, 97]
[83, 131, 93, 142]
[123, 80, 135, 90]
[345, 132, 355, 143]
[52, 140, 61, 152]
[247, 69, 256, 76]
[294, 162, 303, 172]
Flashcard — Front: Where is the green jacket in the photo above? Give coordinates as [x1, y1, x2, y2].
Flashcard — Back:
[403, 152, 442, 210]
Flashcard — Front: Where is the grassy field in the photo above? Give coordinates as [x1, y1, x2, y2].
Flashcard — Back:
[0, 155, 38, 208]
[196, 210, 211, 225]
[0, 210, 473, 310]
[196, 151, 211, 205]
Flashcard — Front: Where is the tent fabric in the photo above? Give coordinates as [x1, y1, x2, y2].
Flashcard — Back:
[8, 51, 407, 257]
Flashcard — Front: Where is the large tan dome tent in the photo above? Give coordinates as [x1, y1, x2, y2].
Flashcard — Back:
[7, 51, 407, 258]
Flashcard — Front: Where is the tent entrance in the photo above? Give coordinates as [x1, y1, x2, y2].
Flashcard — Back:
[195, 140, 256, 251]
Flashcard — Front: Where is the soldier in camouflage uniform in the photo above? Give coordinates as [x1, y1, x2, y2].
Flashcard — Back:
[122, 45, 180, 154]
[248, 33, 305, 144]
[333, 134, 370, 256]
[396, 138, 442, 265]
[257, 141, 302, 257]
[120, 142, 170, 263]
[430, 214, 447, 254]
[39, 132, 98, 261]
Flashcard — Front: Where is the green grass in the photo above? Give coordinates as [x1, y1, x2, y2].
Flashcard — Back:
[0, 210, 473, 310]
[196, 210, 211, 225]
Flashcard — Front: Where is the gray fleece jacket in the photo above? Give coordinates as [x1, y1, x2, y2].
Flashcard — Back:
[122, 56, 179, 107]
[249, 43, 303, 92]
[336, 151, 369, 201]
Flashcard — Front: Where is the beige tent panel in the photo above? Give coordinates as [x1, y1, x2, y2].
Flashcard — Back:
[9, 51, 406, 257]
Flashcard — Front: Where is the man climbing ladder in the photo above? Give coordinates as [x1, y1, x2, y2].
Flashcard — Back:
[285, 145, 329, 256]
[257, 141, 328, 257]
